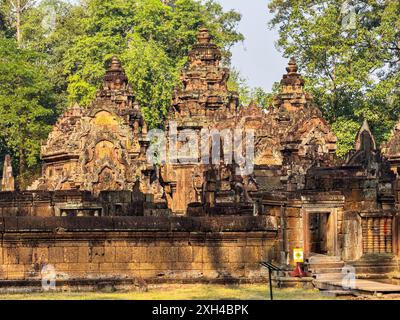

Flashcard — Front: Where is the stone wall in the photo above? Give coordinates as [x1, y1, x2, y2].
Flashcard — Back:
[0, 190, 170, 217]
[0, 216, 277, 286]
[342, 211, 363, 261]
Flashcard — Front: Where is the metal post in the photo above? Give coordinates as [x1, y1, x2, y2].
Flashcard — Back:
[268, 268, 273, 300]
[260, 261, 280, 300]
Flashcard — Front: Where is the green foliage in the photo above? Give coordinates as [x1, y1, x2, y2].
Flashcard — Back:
[0, 0, 244, 176]
[227, 69, 251, 107]
[0, 6, 11, 35]
[0, 1, 13, 36]
[228, 69, 276, 110]
[269, 0, 400, 156]
[121, 33, 180, 128]
[61, 0, 243, 128]
[330, 117, 360, 157]
[21, 0, 86, 111]
[64, 34, 120, 105]
[0, 35, 54, 173]
[249, 86, 278, 110]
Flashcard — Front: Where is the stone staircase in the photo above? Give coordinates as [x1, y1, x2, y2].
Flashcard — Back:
[305, 254, 400, 296]
[305, 254, 353, 296]
[348, 256, 399, 277]
[306, 254, 345, 280]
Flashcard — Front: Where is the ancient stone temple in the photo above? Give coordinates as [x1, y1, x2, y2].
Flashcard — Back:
[382, 119, 400, 174]
[0, 28, 400, 290]
[159, 31, 338, 215]
[160, 27, 239, 214]
[267, 58, 337, 191]
[30, 57, 153, 196]
[297, 120, 395, 258]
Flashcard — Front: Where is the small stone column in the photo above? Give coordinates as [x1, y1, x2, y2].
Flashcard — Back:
[1, 154, 15, 191]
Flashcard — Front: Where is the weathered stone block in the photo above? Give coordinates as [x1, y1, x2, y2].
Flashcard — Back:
[190, 262, 203, 271]
[17, 247, 33, 264]
[131, 247, 147, 263]
[33, 247, 49, 264]
[192, 246, 203, 262]
[201, 269, 219, 279]
[99, 263, 115, 273]
[6, 264, 25, 279]
[89, 246, 105, 263]
[243, 246, 261, 262]
[170, 262, 190, 270]
[115, 247, 132, 263]
[203, 247, 229, 263]
[286, 217, 301, 229]
[87, 263, 100, 273]
[112, 263, 130, 272]
[3, 247, 18, 265]
[48, 247, 64, 263]
[146, 247, 178, 263]
[64, 247, 79, 263]
[77, 246, 89, 263]
[227, 247, 244, 263]
[286, 208, 300, 218]
[127, 262, 140, 271]
[178, 246, 193, 262]
[104, 246, 116, 263]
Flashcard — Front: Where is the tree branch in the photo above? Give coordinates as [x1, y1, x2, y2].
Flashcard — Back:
[21, 0, 37, 12]
[8, 0, 17, 11]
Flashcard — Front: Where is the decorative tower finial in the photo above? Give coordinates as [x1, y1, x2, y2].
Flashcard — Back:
[281, 58, 304, 87]
[1, 155, 14, 192]
[197, 27, 211, 44]
[101, 55, 128, 92]
[187, 27, 221, 68]
[272, 58, 314, 113]
[355, 119, 376, 151]
[286, 57, 298, 74]
[110, 56, 122, 71]
[171, 25, 237, 120]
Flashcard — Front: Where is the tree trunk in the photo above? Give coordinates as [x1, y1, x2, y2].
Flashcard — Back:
[16, 0, 21, 44]
[19, 148, 27, 177]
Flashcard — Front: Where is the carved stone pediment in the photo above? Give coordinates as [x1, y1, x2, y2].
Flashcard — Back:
[29, 57, 153, 196]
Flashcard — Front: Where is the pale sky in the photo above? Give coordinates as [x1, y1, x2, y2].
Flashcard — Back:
[217, 0, 287, 92]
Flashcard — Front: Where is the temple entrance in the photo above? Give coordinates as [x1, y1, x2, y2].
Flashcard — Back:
[309, 213, 329, 254]
[172, 167, 197, 215]
[304, 210, 337, 257]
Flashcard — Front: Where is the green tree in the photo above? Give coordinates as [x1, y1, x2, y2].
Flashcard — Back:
[0, 0, 244, 179]
[228, 69, 277, 110]
[227, 68, 252, 108]
[1, 0, 37, 43]
[0, 5, 11, 35]
[268, 0, 400, 155]
[19, 0, 85, 111]
[0, 35, 54, 179]
[121, 33, 180, 128]
[63, 0, 243, 127]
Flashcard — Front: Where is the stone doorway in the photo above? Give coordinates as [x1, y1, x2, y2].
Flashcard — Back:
[309, 212, 329, 254]
[303, 210, 338, 257]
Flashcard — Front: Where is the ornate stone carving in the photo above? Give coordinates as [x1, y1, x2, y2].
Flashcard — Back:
[382, 119, 400, 175]
[161, 28, 240, 214]
[29, 57, 154, 195]
[269, 59, 338, 190]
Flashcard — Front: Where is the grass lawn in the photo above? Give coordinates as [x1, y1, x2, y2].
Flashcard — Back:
[0, 284, 337, 300]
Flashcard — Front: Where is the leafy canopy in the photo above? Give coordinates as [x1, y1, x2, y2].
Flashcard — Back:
[0, 35, 54, 175]
[268, 0, 400, 156]
[0, 0, 244, 178]
[62, 0, 244, 128]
